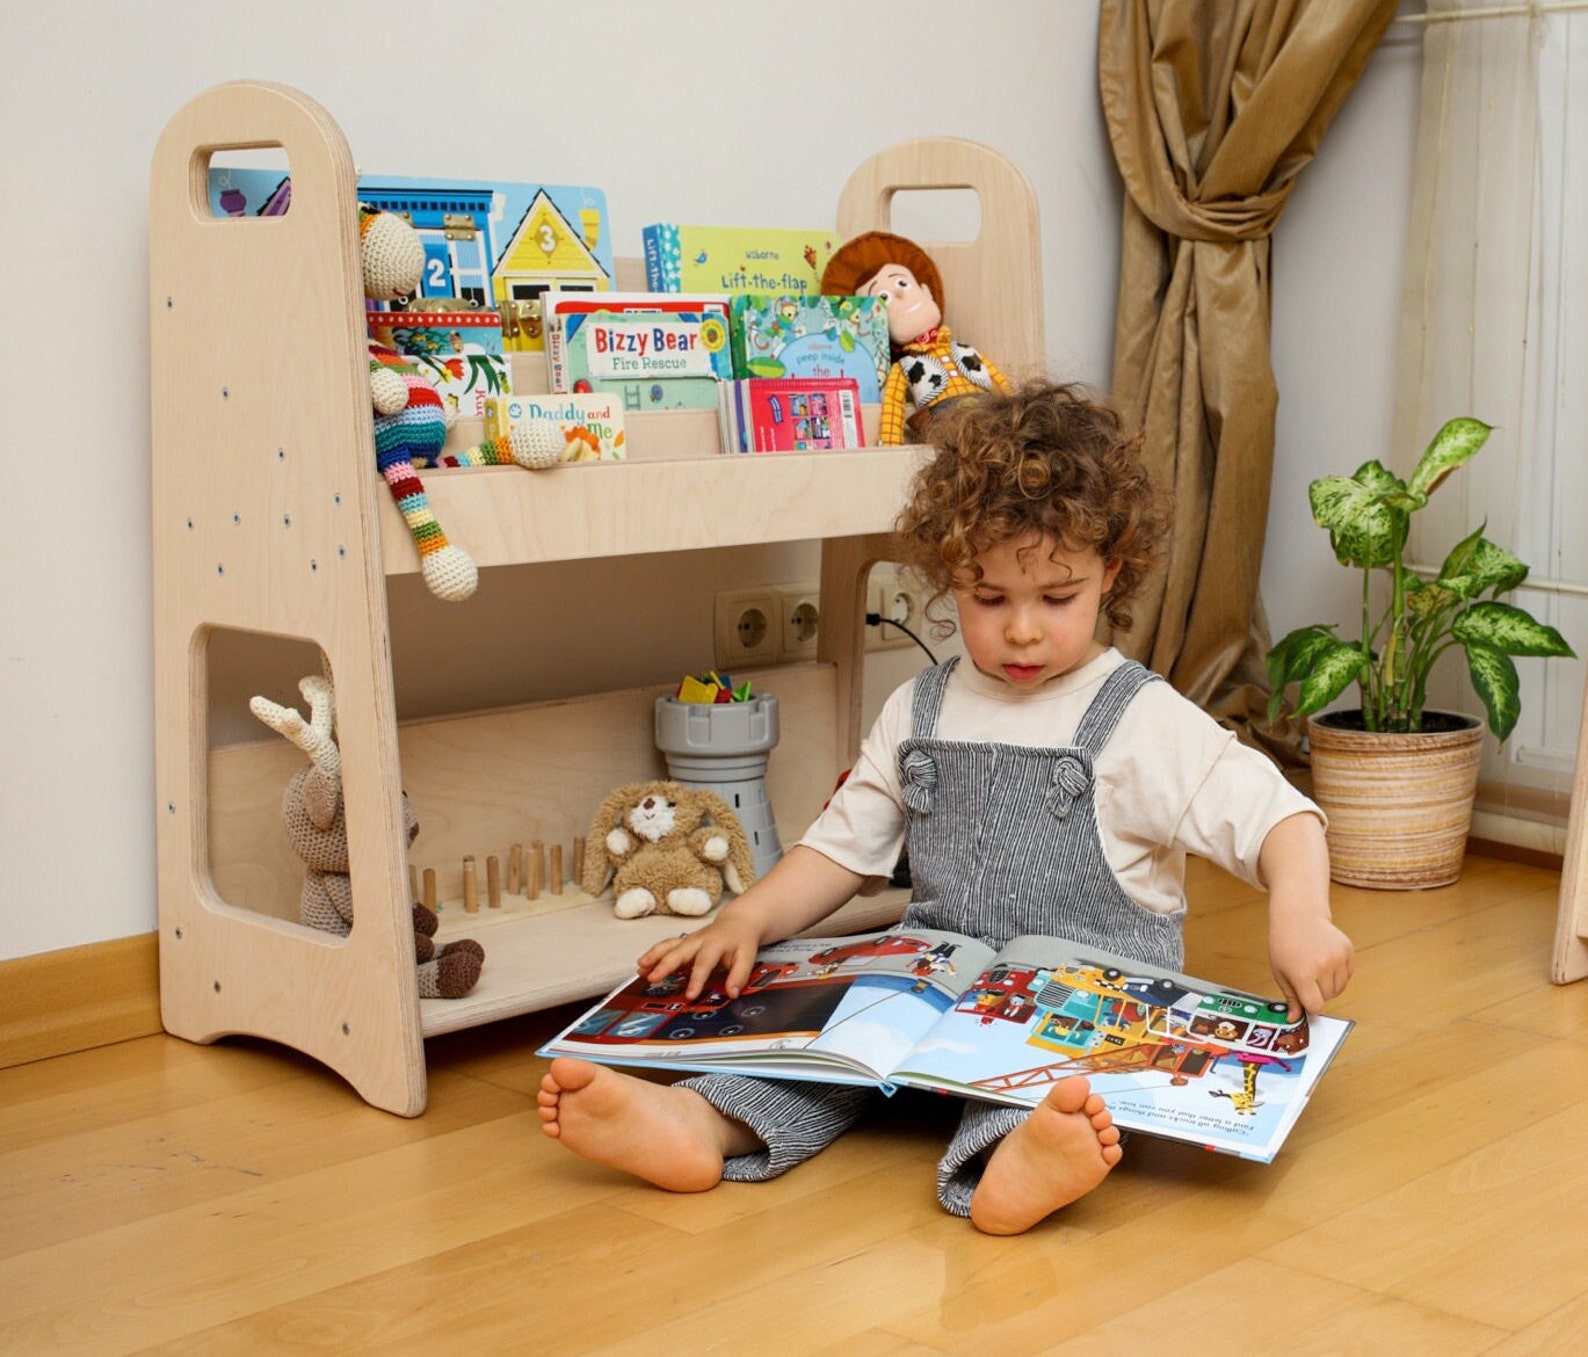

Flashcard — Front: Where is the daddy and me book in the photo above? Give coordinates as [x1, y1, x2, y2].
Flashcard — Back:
[541, 928, 1352, 1163]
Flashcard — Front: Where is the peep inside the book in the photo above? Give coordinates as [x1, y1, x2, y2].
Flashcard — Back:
[540, 929, 1352, 1163]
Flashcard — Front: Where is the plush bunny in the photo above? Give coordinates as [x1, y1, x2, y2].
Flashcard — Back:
[360, 205, 566, 602]
[581, 780, 757, 920]
[251, 669, 483, 998]
[821, 230, 1009, 445]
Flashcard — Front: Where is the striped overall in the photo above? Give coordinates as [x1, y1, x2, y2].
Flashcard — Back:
[683, 657, 1182, 1215]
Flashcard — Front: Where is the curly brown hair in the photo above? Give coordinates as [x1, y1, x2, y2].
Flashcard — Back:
[894, 380, 1169, 633]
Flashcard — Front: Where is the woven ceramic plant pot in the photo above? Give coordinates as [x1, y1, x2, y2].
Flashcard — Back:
[1306, 711, 1485, 890]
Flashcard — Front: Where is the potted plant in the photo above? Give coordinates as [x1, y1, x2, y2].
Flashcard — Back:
[1267, 416, 1575, 888]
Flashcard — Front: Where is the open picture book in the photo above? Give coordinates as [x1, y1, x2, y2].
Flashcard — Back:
[540, 928, 1353, 1163]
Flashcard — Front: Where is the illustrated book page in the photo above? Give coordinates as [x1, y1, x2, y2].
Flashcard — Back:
[539, 929, 996, 1086]
[888, 936, 1352, 1163]
[540, 928, 1352, 1162]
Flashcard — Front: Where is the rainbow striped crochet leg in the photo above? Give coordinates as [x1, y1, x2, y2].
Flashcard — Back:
[380, 458, 477, 601]
[442, 430, 565, 472]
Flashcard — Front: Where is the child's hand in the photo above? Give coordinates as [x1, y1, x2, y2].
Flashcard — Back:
[637, 908, 765, 1002]
[1268, 910, 1354, 1022]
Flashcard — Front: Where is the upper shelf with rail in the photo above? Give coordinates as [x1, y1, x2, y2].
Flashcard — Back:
[149, 80, 1045, 1115]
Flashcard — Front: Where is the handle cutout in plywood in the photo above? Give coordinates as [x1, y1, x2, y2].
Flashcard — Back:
[886, 188, 982, 246]
[205, 145, 294, 219]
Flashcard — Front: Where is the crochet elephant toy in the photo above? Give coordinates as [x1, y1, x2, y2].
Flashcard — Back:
[251, 668, 483, 999]
[361, 205, 566, 601]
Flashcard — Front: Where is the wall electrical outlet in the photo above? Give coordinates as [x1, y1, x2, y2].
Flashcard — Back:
[867, 564, 927, 652]
[777, 581, 821, 662]
[714, 588, 780, 669]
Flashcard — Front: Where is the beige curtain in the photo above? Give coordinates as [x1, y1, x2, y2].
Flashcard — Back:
[1098, 0, 1399, 763]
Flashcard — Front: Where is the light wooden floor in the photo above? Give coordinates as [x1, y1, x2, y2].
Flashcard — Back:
[4, 854, 1587, 1356]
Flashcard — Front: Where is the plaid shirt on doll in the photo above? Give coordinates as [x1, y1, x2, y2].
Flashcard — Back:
[877, 325, 1009, 445]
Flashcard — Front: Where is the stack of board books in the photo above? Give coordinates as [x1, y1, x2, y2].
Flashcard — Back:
[370, 306, 509, 419]
[715, 293, 889, 453]
[717, 375, 865, 453]
[727, 293, 890, 404]
[543, 291, 732, 413]
[540, 928, 1353, 1163]
[484, 391, 626, 462]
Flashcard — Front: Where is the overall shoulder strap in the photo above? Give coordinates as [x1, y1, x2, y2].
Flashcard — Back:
[1071, 660, 1161, 754]
[908, 657, 959, 738]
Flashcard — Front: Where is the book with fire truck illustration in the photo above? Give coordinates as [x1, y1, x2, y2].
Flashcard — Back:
[540, 928, 1352, 1163]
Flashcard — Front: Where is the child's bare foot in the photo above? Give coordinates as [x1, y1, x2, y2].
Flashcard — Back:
[537, 1058, 752, 1192]
[970, 1076, 1122, 1235]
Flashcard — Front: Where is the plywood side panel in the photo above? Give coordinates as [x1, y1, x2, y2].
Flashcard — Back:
[150, 81, 425, 1114]
[836, 137, 1045, 379]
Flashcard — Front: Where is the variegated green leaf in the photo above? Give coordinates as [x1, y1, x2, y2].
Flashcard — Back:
[1293, 642, 1371, 716]
[1454, 602, 1576, 657]
[1439, 535, 1528, 598]
[1435, 521, 1487, 590]
[1464, 640, 1520, 741]
[1266, 626, 1346, 719]
[1266, 625, 1340, 688]
[1409, 417, 1492, 497]
[1309, 463, 1406, 568]
[1405, 577, 1459, 618]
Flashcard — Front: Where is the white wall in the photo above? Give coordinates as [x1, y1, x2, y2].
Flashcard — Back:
[0, 1, 1418, 962]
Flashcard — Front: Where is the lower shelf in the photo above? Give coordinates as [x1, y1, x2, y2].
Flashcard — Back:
[419, 886, 909, 1037]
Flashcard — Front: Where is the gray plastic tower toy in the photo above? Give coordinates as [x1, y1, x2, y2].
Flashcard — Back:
[654, 693, 782, 881]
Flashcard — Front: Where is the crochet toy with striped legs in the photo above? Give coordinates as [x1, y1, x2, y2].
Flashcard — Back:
[361, 207, 563, 602]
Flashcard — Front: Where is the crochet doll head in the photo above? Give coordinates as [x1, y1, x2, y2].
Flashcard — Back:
[360, 205, 426, 302]
[358, 205, 565, 602]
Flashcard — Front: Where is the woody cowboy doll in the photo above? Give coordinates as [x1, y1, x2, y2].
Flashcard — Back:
[821, 231, 1008, 445]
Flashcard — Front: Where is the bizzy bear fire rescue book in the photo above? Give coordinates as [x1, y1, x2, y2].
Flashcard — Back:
[540, 929, 1352, 1163]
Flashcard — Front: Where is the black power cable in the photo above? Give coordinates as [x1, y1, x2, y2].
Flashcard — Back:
[864, 612, 938, 665]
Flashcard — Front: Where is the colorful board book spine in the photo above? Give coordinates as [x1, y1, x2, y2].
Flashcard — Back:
[206, 166, 614, 354]
[727, 377, 865, 454]
[642, 224, 836, 296]
[727, 293, 890, 404]
[485, 392, 626, 462]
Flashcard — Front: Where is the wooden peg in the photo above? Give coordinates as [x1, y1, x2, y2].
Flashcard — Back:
[550, 844, 564, 895]
[528, 841, 544, 899]
[508, 842, 523, 895]
[409, 863, 419, 904]
[462, 855, 479, 914]
[422, 868, 437, 913]
[572, 836, 586, 888]
[487, 854, 502, 909]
